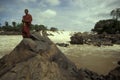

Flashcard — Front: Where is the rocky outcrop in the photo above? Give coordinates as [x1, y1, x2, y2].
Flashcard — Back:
[70, 32, 120, 46]
[0, 32, 82, 80]
[0, 32, 120, 80]
[70, 19, 120, 45]
[78, 64, 120, 80]
[106, 66, 120, 80]
[70, 32, 84, 44]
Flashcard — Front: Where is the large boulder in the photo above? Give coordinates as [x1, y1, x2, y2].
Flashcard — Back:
[0, 32, 82, 80]
[106, 66, 120, 80]
[70, 32, 84, 44]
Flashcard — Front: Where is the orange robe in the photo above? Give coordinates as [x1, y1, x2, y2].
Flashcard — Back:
[22, 14, 32, 38]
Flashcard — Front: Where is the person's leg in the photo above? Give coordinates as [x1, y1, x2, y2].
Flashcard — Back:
[22, 31, 25, 38]
[22, 26, 26, 38]
[26, 25, 30, 38]
[22, 25, 29, 38]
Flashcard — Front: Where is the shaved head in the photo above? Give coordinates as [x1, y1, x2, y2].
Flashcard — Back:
[24, 9, 29, 14]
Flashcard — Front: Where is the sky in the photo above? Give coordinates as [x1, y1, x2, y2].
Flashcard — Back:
[0, 0, 120, 31]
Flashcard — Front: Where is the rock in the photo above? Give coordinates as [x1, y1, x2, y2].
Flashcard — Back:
[70, 32, 117, 46]
[56, 43, 69, 47]
[107, 66, 120, 80]
[0, 32, 82, 80]
[118, 61, 120, 65]
[70, 33, 84, 44]
[78, 66, 120, 80]
[78, 68, 103, 80]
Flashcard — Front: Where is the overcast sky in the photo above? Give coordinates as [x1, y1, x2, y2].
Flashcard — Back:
[0, 0, 120, 31]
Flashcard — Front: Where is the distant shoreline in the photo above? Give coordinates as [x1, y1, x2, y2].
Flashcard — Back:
[0, 31, 21, 35]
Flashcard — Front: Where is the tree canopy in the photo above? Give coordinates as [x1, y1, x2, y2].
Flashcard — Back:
[0, 21, 59, 35]
[110, 8, 120, 20]
[92, 8, 120, 34]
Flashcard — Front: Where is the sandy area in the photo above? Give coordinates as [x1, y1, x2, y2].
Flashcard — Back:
[0, 31, 120, 75]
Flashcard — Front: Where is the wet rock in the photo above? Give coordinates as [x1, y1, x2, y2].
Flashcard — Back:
[78, 68, 103, 80]
[107, 66, 120, 80]
[56, 43, 69, 47]
[70, 33, 84, 44]
[118, 61, 120, 65]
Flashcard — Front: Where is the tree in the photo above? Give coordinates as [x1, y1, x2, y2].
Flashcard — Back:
[111, 8, 120, 20]
[39, 25, 47, 30]
[50, 27, 58, 32]
[0, 23, 1, 27]
[15, 23, 22, 32]
[111, 8, 120, 32]
[0, 23, 1, 31]
[5, 21, 9, 27]
[12, 22, 16, 27]
[32, 24, 47, 31]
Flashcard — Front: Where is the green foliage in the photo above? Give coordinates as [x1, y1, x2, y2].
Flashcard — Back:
[31, 24, 47, 31]
[111, 8, 120, 20]
[0, 22, 22, 32]
[0, 21, 59, 35]
[92, 19, 120, 34]
[92, 8, 120, 34]
[12, 22, 16, 27]
[50, 27, 58, 32]
[0, 27, 2, 31]
[15, 23, 22, 31]
[0, 22, 49, 33]
[5, 21, 9, 27]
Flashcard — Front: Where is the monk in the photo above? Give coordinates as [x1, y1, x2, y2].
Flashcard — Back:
[22, 9, 32, 38]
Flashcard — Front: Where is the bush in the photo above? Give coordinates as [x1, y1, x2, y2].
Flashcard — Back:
[50, 27, 58, 32]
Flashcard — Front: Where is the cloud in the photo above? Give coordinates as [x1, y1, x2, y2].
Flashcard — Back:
[30, 9, 57, 25]
[41, 9, 57, 19]
[106, 0, 120, 8]
[21, 0, 37, 3]
[0, 0, 120, 31]
[44, 0, 60, 6]
[36, 0, 60, 7]
[0, 7, 5, 12]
